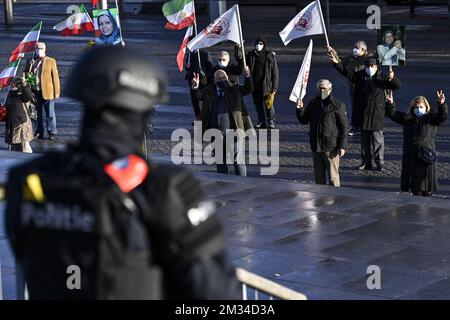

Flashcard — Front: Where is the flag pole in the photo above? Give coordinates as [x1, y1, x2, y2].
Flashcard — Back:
[114, 0, 125, 44]
[235, 4, 247, 68]
[192, 0, 202, 73]
[316, 0, 330, 47]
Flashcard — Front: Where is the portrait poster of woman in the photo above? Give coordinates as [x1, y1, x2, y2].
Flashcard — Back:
[377, 25, 406, 66]
[93, 8, 123, 46]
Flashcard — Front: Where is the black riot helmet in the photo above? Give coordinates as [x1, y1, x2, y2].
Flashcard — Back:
[65, 46, 168, 113]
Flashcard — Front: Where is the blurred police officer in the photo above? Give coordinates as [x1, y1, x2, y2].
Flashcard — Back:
[6, 46, 240, 300]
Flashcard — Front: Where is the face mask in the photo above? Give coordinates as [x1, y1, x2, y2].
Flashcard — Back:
[216, 80, 229, 89]
[366, 67, 377, 77]
[319, 89, 331, 100]
[218, 60, 228, 68]
[256, 44, 264, 52]
[353, 48, 361, 57]
[414, 106, 426, 117]
[36, 49, 45, 58]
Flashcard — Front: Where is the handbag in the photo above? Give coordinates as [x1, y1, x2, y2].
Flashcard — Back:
[417, 146, 436, 165]
[27, 103, 38, 120]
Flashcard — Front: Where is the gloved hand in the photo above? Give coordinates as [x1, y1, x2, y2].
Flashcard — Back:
[264, 91, 276, 109]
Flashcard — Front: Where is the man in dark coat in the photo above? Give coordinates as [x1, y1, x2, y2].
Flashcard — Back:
[192, 67, 253, 176]
[208, 48, 243, 85]
[185, 37, 213, 121]
[243, 36, 279, 129]
[328, 48, 401, 171]
[329, 41, 374, 136]
[296, 79, 348, 187]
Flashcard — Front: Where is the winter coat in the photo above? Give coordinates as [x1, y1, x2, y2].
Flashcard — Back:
[246, 50, 279, 96]
[333, 62, 401, 130]
[185, 50, 213, 88]
[386, 101, 448, 193]
[5, 85, 35, 145]
[297, 95, 348, 153]
[194, 76, 254, 134]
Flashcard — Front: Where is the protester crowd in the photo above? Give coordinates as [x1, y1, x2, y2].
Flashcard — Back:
[0, 1, 447, 198]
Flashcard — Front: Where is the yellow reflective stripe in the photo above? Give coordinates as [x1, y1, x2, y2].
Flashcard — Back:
[23, 174, 45, 203]
[0, 185, 5, 201]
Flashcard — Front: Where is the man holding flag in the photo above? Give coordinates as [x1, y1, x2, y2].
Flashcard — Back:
[296, 79, 348, 187]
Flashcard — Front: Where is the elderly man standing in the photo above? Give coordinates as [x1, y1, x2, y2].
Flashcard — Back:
[296, 79, 348, 187]
[208, 50, 243, 85]
[192, 67, 253, 176]
[328, 47, 401, 171]
[24, 42, 60, 141]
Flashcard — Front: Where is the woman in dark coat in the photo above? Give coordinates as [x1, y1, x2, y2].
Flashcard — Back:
[5, 77, 35, 153]
[386, 90, 447, 196]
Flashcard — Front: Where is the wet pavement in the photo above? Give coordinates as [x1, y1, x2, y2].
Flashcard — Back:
[1, 150, 450, 299]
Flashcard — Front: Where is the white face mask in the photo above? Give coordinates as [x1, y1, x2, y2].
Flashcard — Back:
[414, 106, 427, 117]
[366, 66, 377, 77]
[218, 60, 229, 68]
[353, 48, 362, 57]
[36, 48, 45, 58]
[256, 44, 264, 52]
[319, 89, 331, 100]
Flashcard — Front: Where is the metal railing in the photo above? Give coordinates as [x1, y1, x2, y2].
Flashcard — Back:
[236, 268, 307, 300]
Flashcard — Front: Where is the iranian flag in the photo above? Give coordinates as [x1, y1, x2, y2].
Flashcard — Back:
[0, 59, 21, 88]
[53, 5, 94, 36]
[163, 0, 196, 31]
[9, 22, 42, 63]
[177, 26, 193, 72]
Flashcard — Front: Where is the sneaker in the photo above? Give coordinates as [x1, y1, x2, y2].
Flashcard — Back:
[376, 164, 384, 172]
[34, 132, 44, 140]
[268, 123, 275, 129]
[49, 133, 56, 141]
[357, 163, 373, 171]
[256, 122, 267, 129]
[348, 127, 361, 136]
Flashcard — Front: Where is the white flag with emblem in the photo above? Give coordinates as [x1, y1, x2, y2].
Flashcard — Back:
[187, 4, 240, 52]
[290, 39, 313, 102]
[279, 0, 326, 46]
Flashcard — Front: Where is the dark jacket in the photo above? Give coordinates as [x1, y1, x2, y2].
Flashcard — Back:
[297, 95, 348, 152]
[386, 101, 448, 193]
[5, 85, 35, 144]
[6, 150, 241, 299]
[333, 62, 401, 130]
[194, 76, 253, 133]
[341, 53, 374, 91]
[185, 50, 213, 88]
[208, 63, 243, 85]
[246, 49, 279, 96]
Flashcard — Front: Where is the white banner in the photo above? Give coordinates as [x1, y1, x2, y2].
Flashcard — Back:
[279, 0, 326, 46]
[290, 39, 313, 103]
[187, 4, 240, 52]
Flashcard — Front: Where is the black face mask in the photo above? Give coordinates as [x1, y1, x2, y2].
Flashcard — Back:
[216, 80, 229, 89]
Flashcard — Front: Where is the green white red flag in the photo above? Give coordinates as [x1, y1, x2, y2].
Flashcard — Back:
[53, 4, 94, 36]
[9, 22, 42, 63]
[177, 25, 193, 72]
[0, 59, 21, 88]
[162, 0, 196, 30]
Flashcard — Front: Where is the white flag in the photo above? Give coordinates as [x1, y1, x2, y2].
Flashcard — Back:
[187, 4, 240, 52]
[279, 0, 326, 46]
[290, 39, 313, 103]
